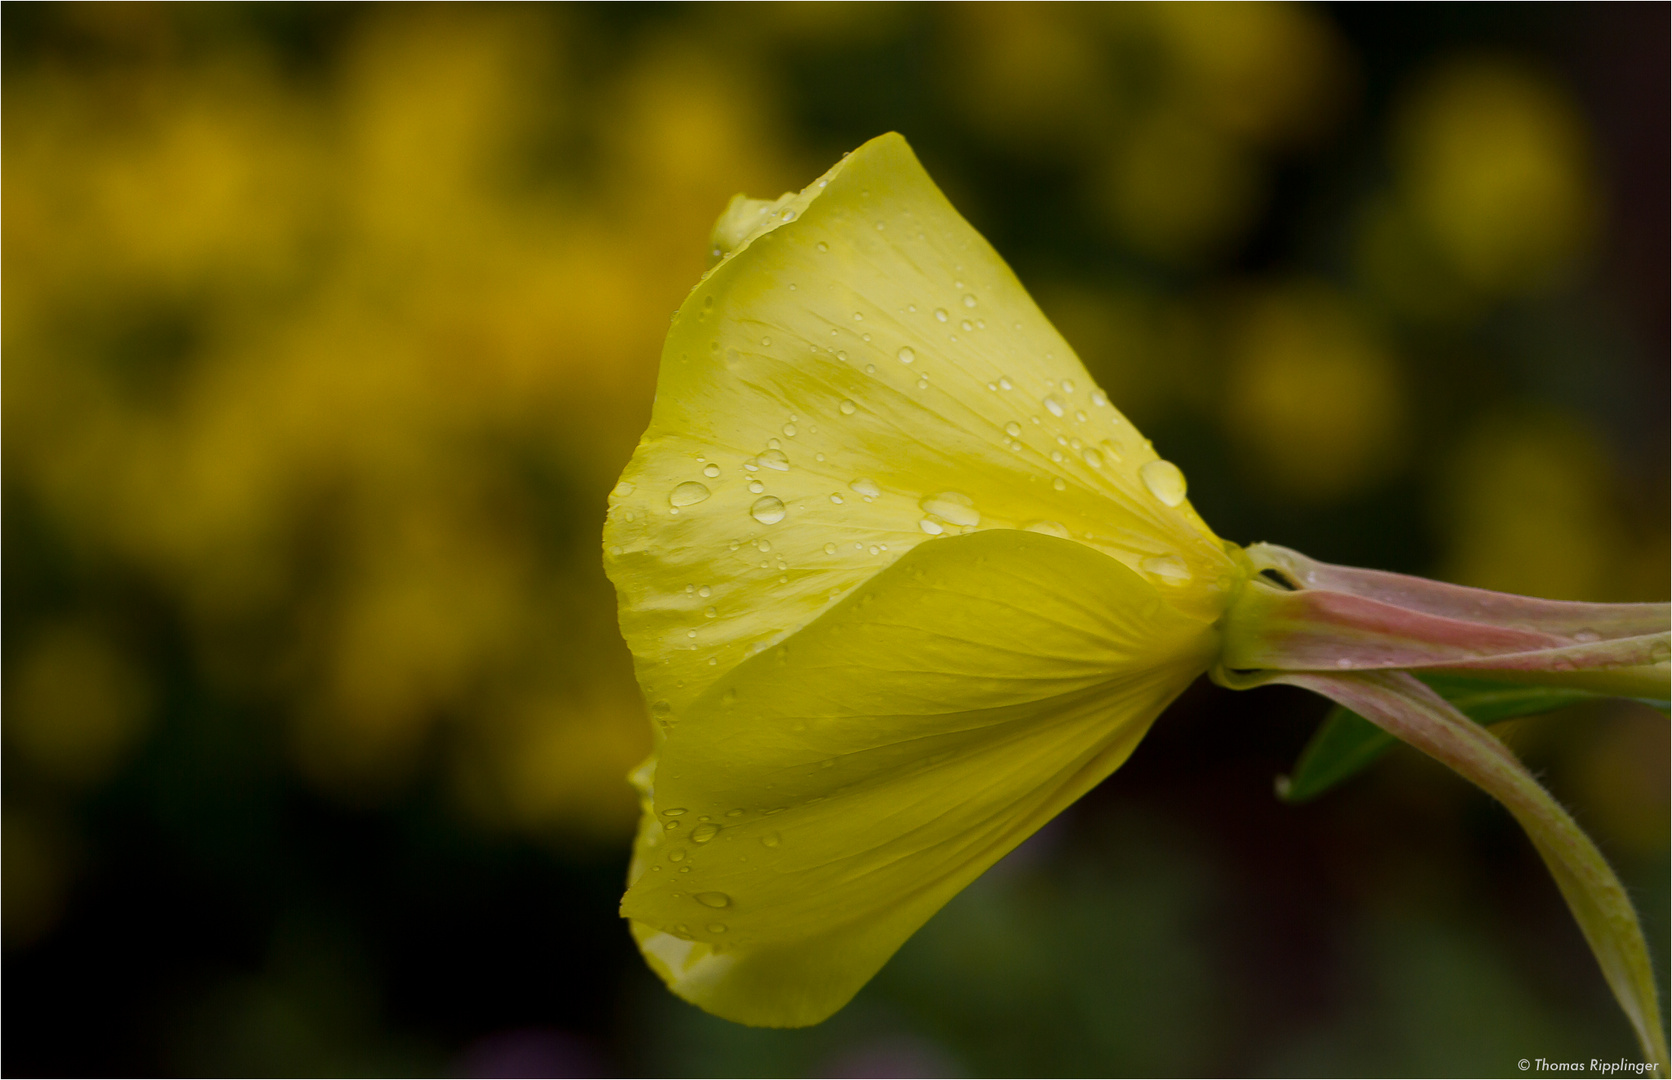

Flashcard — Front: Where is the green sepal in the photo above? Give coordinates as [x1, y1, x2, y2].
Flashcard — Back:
[1278, 675, 1668, 804]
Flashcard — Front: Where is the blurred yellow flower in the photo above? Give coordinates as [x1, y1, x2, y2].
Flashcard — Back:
[604, 133, 1241, 1026]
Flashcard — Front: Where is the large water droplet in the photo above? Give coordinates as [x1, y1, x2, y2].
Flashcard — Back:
[849, 478, 881, 499]
[919, 492, 980, 527]
[694, 892, 732, 908]
[670, 481, 711, 507]
[702, 463, 721, 478]
[897, 346, 915, 364]
[757, 448, 789, 471]
[840, 399, 857, 415]
[750, 496, 787, 524]
[691, 823, 720, 844]
[1141, 555, 1193, 584]
[1042, 395, 1066, 418]
[1005, 421, 1023, 437]
[919, 519, 945, 535]
[698, 585, 711, 597]
[1140, 460, 1188, 507]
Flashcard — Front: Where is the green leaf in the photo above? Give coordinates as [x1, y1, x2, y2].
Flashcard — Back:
[1278, 675, 1665, 804]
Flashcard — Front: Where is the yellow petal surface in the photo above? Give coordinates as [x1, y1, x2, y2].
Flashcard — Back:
[621, 529, 1220, 1026]
[604, 132, 1236, 727]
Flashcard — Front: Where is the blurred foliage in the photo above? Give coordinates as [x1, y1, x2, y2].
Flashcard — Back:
[3, 3, 1666, 1076]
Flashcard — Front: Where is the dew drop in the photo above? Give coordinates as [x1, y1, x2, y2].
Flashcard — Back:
[707, 923, 728, 933]
[726, 808, 746, 817]
[702, 463, 721, 478]
[1043, 395, 1066, 418]
[1050, 450, 1064, 463]
[670, 482, 711, 507]
[1083, 448, 1104, 468]
[1060, 378, 1075, 394]
[816, 241, 829, 252]
[852, 311, 864, 321]
[999, 376, 1013, 391]
[934, 308, 948, 323]
[962, 293, 977, 308]
[1052, 477, 1067, 491]
[783, 424, 797, 437]
[668, 848, 687, 863]
[830, 493, 844, 504]
[1141, 555, 1193, 584]
[916, 377, 929, 389]
[760, 832, 781, 848]
[1140, 460, 1188, 507]
[824, 542, 838, 554]
[748, 480, 764, 494]
[761, 337, 772, 347]
[1075, 410, 1088, 423]
[1023, 520, 1070, 538]
[1005, 421, 1023, 437]
[694, 892, 731, 908]
[691, 823, 720, 844]
[750, 496, 787, 525]
[613, 481, 636, 497]
[704, 607, 717, 618]
[961, 320, 973, 331]
[757, 448, 790, 471]
[836, 350, 848, 362]
[919, 519, 945, 535]
[897, 346, 915, 364]
[840, 399, 857, 415]
[919, 491, 980, 527]
[698, 585, 711, 597]
[1090, 389, 1109, 407]
[849, 477, 881, 499]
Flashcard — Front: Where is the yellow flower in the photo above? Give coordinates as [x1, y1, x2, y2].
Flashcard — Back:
[603, 132, 1243, 1027]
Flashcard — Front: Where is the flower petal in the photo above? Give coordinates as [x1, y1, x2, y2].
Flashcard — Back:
[604, 132, 1235, 724]
[621, 528, 1220, 1026]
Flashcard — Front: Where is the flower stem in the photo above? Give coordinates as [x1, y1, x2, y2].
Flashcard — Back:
[1274, 669, 1668, 1075]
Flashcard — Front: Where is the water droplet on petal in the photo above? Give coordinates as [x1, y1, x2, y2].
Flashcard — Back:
[783, 424, 797, 437]
[830, 493, 844, 504]
[919, 519, 945, 535]
[897, 346, 915, 364]
[1140, 460, 1188, 507]
[750, 496, 787, 524]
[999, 376, 1013, 391]
[757, 448, 789, 471]
[1060, 378, 1075, 394]
[760, 832, 781, 848]
[840, 399, 857, 415]
[749, 480, 764, 494]
[849, 478, 881, 499]
[1083, 448, 1104, 468]
[852, 311, 864, 321]
[1052, 477, 1067, 491]
[816, 241, 829, 252]
[1142, 555, 1193, 584]
[824, 543, 838, 554]
[1043, 395, 1066, 418]
[670, 481, 710, 507]
[934, 308, 948, 323]
[694, 892, 731, 908]
[704, 607, 717, 618]
[919, 491, 980, 527]
[1091, 389, 1108, 407]
[1005, 421, 1022, 437]
[691, 823, 720, 844]
[698, 585, 711, 597]
[668, 848, 687, 862]
[962, 293, 977, 308]
[1023, 520, 1070, 538]
[613, 481, 636, 497]
[702, 463, 721, 478]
